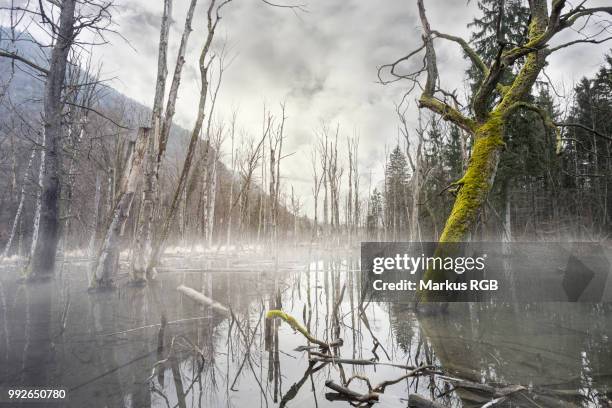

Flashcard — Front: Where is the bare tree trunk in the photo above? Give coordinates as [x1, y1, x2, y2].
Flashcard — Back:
[274, 105, 286, 244]
[200, 81, 224, 248]
[26, 0, 78, 279]
[158, 0, 197, 164]
[151, 0, 173, 132]
[88, 172, 102, 258]
[90, 129, 148, 290]
[206, 156, 218, 246]
[269, 143, 276, 244]
[10, 133, 17, 202]
[320, 130, 329, 237]
[226, 118, 236, 248]
[347, 137, 353, 242]
[326, 127, 341, 238]
[29, 132, 46, 267]
[257, 146, 266, 242]
[132, 128, 155, 282]
[405, 109, 424, 242]
[106, 168, 114, 225]
[59, 123, 85, 255]
[149, 0, 227, 269]
[352, 137, 360, 239]
[503, 181, 512, 242]
[132, 0, 174, 280]
[311, 148, 322, 242]
[1, 148, 35, 260]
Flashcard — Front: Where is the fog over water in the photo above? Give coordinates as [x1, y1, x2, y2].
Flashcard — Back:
[1, 246, 611, 407]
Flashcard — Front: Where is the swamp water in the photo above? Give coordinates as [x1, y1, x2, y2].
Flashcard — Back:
[0, 248, 611, 407]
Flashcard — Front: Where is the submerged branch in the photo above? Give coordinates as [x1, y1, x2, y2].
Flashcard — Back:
[177, 285, 230, 316]
[266, 309, 342, 350]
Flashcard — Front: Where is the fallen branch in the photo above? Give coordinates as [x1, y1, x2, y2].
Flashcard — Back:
[440, 376, 526, 399]
[266, 309, 341, 350]
[309, 356, 438, 373]
[373, 365, 435, 392]
[177, 285, 230, 316]
[324, 365, 436, 403]
[325, 380, 379, 403]
[439, 375, 497, 395]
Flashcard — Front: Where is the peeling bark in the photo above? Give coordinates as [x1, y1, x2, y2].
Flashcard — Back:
[131, 128, 154, 283]
[90, 129, 148, 290]
[26, 0, 78, 280]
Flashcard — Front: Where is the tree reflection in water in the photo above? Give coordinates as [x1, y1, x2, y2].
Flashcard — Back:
[0, 248, 610, 407]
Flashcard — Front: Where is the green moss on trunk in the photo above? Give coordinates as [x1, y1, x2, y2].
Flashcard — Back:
[418, 116, 504, 301]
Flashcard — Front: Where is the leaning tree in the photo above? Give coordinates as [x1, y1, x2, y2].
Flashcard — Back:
[380, 0, 612, 285]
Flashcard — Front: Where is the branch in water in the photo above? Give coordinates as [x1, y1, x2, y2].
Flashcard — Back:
[266, 309, 342, 349]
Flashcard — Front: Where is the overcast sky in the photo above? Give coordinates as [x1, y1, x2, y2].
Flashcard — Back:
[93, 0, 611, 216]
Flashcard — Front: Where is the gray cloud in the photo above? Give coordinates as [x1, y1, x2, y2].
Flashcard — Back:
[94, 0, 612, 215]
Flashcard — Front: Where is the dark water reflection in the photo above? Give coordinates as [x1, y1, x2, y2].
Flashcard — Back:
[0, 249, 611, 407]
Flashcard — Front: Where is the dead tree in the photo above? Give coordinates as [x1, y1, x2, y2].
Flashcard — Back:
[90, 128, 149, 290]
[149, 0, 232, 270]
[289, 186, 302, 242]
[379, 0, 612, 288]
[1, 148, 35, 260]
[257, 130, 267, 242]
[225, 113, 237, 248]
[268, 105, 286, 245]
[223, 118, 269, 246]
[152, 0, 173, 136]
[269, 133, 276, 243]
[319, 129, 329, 236]
[346, 134, 360, 241]
[204, 128, 224, 246]
[198, 56, 227, 247]
[133, 0, 195, 281]
[346, 136, 353, 241]
[59, 56, 100, 255]
[28, 132, 46, 272]
[88, 172, 102, 258]
[16, 0, 78, 279]
[310, 147, 323, 241]
[133, 0, 207, 278]
[131, 120, 158, 281]
[0, 0, 115, 279]
[325, 125, 343, 236]
[397, 103, 425, 242]
[238, 136, 260, 237]
[352, 135, 360, 237]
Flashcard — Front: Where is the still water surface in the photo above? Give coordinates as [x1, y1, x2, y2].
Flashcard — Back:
[0, 248, 610, 407]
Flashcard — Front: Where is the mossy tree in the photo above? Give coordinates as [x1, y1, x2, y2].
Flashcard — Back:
[380, 0, 612, 289]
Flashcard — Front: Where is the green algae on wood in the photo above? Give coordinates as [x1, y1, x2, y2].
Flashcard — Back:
[266, 309, 331, 349]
